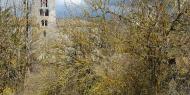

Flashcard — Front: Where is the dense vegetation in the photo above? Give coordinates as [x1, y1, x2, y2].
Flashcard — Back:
[0, 0, 190, 95]
[0, 9, 28, 94]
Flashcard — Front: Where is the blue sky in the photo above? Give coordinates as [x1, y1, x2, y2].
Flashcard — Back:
[55, 0, 127, 18]
[56, 0, 87, 18]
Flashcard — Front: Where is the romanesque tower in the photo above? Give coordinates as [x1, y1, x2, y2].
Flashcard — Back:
[32, 0, 58, 60]
[32, 0, 56, 33]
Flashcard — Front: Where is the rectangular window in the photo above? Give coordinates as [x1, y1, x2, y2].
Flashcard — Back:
[40, 9, 44, 16]
[45, 9, 49, 16]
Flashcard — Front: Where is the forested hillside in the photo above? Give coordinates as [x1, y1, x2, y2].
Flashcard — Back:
[0, 0, 190, 95]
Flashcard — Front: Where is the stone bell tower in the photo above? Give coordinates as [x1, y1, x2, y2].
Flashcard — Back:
[32, 0, 56, 32]
[32, 0, 58, 60]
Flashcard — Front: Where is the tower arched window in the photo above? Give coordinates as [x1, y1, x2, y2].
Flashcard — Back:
[41, 20, 48, 26]
[45, 20, 48, 26]
[41, 0, 48, 7]
[41, 20, 45, 26]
